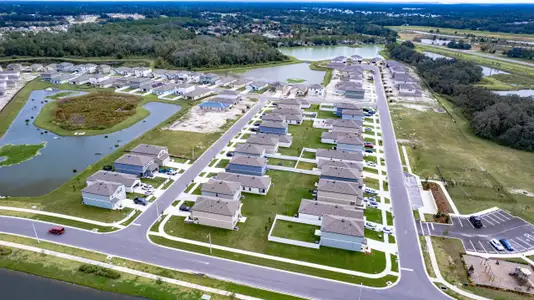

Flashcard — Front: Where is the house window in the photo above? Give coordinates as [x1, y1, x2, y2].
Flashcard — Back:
[249, 187, 251, 191]
[261, 189, 265, 193]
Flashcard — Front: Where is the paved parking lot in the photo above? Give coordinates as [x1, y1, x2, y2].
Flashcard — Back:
[418, 209, 534, 254]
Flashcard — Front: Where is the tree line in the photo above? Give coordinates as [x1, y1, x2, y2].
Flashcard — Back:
[387, 42, 534, 152]
[447, 40, 472, 50]
[0, 18, 288, 69]
[505, 48, 534, 60]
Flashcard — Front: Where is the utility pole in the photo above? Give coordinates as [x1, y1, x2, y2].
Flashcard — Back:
[32, 223, 40, 244]
[207, 233, 212, 254]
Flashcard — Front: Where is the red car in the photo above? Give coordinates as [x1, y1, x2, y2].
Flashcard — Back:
[48, 226, 65, 235]
[364, 143, 374, 148]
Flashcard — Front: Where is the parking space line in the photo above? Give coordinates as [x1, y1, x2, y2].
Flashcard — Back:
[482, 217, 495, 226]
[466, 218, 474, 228]
[510, 240, 526, 251]
[498, 211, 513, 220]
[490, 213, 506, 222]
[478, 241, 488, 253]
[426, 222, 431, 234]
[496, 211, 511, 221]
[516, 237, 531, 247]
[457, 217, 463, 227]
[485, 214, 501, 224]
[430, 222, 435, 230]
[419, 222, 425, 236]
[468, 240, 476, 251]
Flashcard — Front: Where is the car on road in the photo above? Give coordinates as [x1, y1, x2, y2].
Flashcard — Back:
[490, 238, 505, 251]
[48, 226, 65, 235]
[499, 239, 514, 251]
[179, 205, 191, 212]
[134, 197, 148, 206]
[469, 215, 483, 228]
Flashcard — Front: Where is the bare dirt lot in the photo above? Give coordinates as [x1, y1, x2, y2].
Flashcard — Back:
[167, 97, 255, 133]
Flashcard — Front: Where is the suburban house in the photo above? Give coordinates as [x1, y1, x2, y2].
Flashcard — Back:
[183, 87, 212, 100]
[175, 83, 195, 95]
[321, 131, 361, 144]
[341, 109, 364, 121]
[265, 133, 292, 148]
[200, 73, 221, 85]
[114, 154, 158, 177]
[316, 149, 363, 163]
[371, 57, 385, 67]
[81, 181, 126, 210]
[246, 134, 279, 154]
[113, 78, 130, 89]
[71, 75, 91, 85]
[335, 81, 365, 100]
[97, 78, 116, 88]
[259, 121, 288, 135]
[320, 166, 362, 183]
[332, 56, 347, 64]
[247, 81, 268, 92]
[350, 55, 363, 64]
[210, 96, 239, 107]
[261, 113, 286, 123]
[308, 84, 325, 97]
[51, 73, 78, 84]
[199, 101, 229, 112]
[317, 159, 363, 172]
[30, 64, 44, 72]
[298, 199, 364, 221]
[128, 77, 152, 89]
[41, 71, 61, 81]
[218, 89, 242, 101]
[234, 143, 266, 157]
[393, 73, 416, 85]
[283, 113, 303, 125]
[56, 62, 74, 72]
[327, 119, 363, 133]
[277, 99, 301, 110]
[98, 65, 111, 74]
[291, 84, 308, 96]
[114, 67, 134, 77]
[226, 156, 268, 176]
[86, 170, 140, 193]
[89, 74, 111, 85]
[320, 215, 365, 252]
[152, 83, 177, 96]
[275, 107, 302, 115]
[201, 179, 242, 201]
[317, 178, 363, 206]
[189, 72, 202, 83]
[189, 196, 242, 230]
[44, 64, 57, 72]
[219, 77, 237, 87]
[336, 135, 364, 152]
[130, 144, 170, 166]
[215, 172, 272, 195]
[133, 67, 152, 78]
[233, 78, 253, 89]
[6, 63, 22, 72]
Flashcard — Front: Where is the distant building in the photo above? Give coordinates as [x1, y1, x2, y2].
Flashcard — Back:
[247, 81, 268, 92]
[183, 87, 212, 100]
[308, 84, 325, 97]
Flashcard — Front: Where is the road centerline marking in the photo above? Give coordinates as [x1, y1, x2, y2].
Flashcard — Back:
[401, 267, 414, 272]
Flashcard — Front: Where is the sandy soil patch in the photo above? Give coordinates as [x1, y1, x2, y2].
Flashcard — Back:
[0, 73, 38, 112]
[167, 98, 254, 133]
[397, 103, 433, 112]
[510, 189, 534, 198]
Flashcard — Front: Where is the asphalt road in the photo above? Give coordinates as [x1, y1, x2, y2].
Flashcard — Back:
[0, 67, 449, 300]
[418, 209, 534, 255]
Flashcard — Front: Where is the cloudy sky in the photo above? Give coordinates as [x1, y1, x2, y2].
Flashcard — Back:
[15, 0, 534, 3]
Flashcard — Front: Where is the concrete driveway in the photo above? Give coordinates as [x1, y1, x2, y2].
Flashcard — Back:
[418, 209, 534, 254]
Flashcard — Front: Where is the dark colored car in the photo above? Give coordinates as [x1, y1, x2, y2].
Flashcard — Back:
[134, 197, 147, 206]
[226, 152, 234, 157]
[364, 149, 374, 153]
[179, 205, 191, 212]
[499, 239, 514, 251]
[49, 226, 65, 235]
[469, 216, 483, 228]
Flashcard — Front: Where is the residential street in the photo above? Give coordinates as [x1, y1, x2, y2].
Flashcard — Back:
[0, 67, 449, 300]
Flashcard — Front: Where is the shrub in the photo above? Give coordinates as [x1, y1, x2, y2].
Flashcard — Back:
[78, 264, 121, 279]
[0, 247, 12, 256]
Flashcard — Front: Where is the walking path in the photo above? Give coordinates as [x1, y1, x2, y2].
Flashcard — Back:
[0, 240, 261, 300]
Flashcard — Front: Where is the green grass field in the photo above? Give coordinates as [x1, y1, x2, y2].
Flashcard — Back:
[0, 143, 46, 167]
[268, 158, 296, 167]
[391, 100, 534, 223]
[277, 120, 328, 156]
[389, 25, 534, 42]
[271, 220, 320, 243]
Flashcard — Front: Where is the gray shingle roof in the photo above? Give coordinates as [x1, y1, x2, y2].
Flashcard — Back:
[317, 178, 362, 196]
[202, 179, 241, 195]
[262, 113, 286, 122]
[337, 135, 363, 146]
[341, 109, 363, 116]
[247, 134, 279, 146]
[299, 199, 364, 219]
[335, 102, 362, 110]
[321, 166, 362, 180]
[321, 215, 364, 237]
[278, 99, 301, 106]
[115, 154, 154, 167]
[131, 144, 167, 156]
[316, 149, 362, 161]
[87, 171, 139, 187]
[260, 121, 288, 129]
[317, 159, 363, 171]
[234, 143, 265, 155]
[265, 133, 292, 144]
[215, 172, 271, 189]
[321, 131, 362, 141]
[229, 156, 267, 167]
[275, 108, 303, 115]
[329, 119, 362, 129]
[309, 84, 323, 89]
[192, 196, 241, 216]
[82, 181, 122, 197]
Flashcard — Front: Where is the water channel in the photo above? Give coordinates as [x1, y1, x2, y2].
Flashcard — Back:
[494, 90, 534, 97]
[0, 89, 180, 196]
[423, 52, 509, 76]
[240, 63, 325, 84]
[278, 45, 383, 61]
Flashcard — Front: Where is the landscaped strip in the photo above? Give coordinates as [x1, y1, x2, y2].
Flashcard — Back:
[0, 143, 46, 167]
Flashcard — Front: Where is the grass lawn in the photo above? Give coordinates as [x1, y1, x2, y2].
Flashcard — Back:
[365, 228, 383, 241]
[301, 151, 316, 159]
[271, 220, 320, 243]
[126, 192, 148, 199]
[46, 91, 77, 100]
[34, 92, 151, 136]
[141, 176, 167, 188]
[317, 110, 338, 119]
[431, 237, 530, 299]
[162, 179, 175, 190]
[309, 60, 333, 86]
[389, 25, 534, 43]
[0, 143, 46, 167]
[164, 170, 387, 274]
[363, 167, 379, 174]
[296, 162, 316, 170]
[276, 121, 327, 156]
[268, 158, 296, 168]
[364, 178, 380, 190]
[192, 185, 202, 195]
[386, 211, 393, 226]
[365, 208, 382, 224]
[390, 98, 534, 224]
[287, 78, 306, 83]
[364, 155, 377, 163]
[215, 159, 230, 168]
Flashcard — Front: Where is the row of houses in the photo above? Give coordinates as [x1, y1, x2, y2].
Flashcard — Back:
[0, 69, 21, 96]
[199, 90, 243, 111]
[328, 56, 385, 68]
[81, 144, 170, 210]
[386, 60, 421, 97]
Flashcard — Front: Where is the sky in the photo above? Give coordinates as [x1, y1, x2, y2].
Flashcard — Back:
[9, 0, 534, 3]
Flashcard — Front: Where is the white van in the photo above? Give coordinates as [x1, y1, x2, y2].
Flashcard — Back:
[490, 239, 505, 251]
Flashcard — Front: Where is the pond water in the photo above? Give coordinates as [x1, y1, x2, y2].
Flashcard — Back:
[0, 268, 141, 300]
[0, 89, 180, 197]
[494, 90, 534, 97]
[239, 63, 325, 84]
[423, 52, 509, 76]
[420, 39, 450, 46]
[278, 45, 383, 61]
